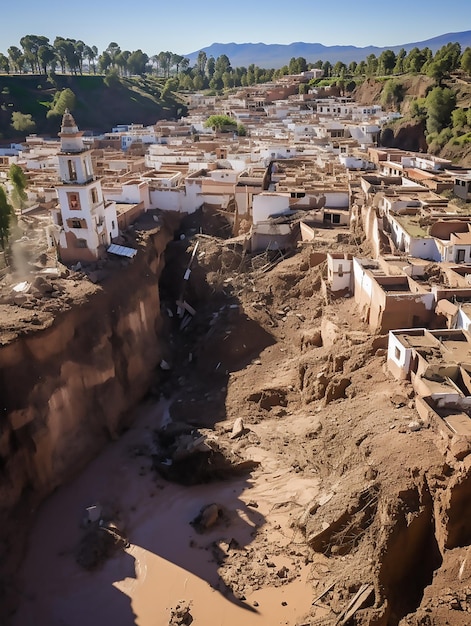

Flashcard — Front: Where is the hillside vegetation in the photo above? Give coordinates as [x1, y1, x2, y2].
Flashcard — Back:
[0, 74, 186, 139]
[352, 73, 471, 166]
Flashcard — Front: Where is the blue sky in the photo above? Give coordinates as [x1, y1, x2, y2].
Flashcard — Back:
[1, 0, 469, 55]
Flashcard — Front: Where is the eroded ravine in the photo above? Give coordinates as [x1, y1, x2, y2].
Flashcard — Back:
[5, 210, 471, 625]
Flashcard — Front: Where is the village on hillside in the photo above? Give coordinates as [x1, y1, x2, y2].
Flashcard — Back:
[5, 69, 471, 625]
[2, 73, 471, 445]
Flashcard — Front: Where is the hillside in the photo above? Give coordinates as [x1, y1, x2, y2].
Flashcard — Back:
[0, 74, 186, 140]
[184, 30, 471, 68]
[354, 74, 471, 166]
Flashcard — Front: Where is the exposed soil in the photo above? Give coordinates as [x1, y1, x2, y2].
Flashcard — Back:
[9, 208, 471, 625]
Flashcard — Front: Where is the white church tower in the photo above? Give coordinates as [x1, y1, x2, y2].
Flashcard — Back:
[50, 110, 118, 264]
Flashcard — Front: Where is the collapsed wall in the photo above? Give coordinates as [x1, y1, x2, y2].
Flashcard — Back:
[0, 217, 178, 571]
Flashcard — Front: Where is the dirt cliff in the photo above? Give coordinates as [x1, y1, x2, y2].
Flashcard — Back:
[0, 212, 179, 586]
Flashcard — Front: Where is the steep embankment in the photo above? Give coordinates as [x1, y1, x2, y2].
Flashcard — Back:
[354, 74, 471, 165]
[0, 214, 179, 587]
[0, 74, 186, 139]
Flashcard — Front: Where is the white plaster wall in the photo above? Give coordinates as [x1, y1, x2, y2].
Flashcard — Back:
[252, 194, 290, 223]
[408, 237, 441, 261]
[387, 332, 412, 374]
[456, 308, 471, 331]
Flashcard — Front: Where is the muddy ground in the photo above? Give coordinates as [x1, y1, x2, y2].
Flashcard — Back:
[10, 208, 471, 625]
[154, 209, 471, 626]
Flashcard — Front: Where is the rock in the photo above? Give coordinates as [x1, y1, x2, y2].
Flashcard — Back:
[450, 439, 471, 461]
[299, 328, 322, 349]
[191, 504, 222, 531]
[230, 418, 246, 439]
[324, 377, 351, 404]
[169, 601, 193, 625]
[408, 420, 422, 432]
[391, 394, 408, 408]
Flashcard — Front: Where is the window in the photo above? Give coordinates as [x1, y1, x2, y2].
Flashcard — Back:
[90, 188, 98, 205]
[67, 193, 80, 210]
[338, 264, 343, 277]
[332, 214, 340, 224]
[457, 249, 466, 263]
[84, 158, 92, 179]
[111, 220, 115, 230]
[76, 238, 87, 248]
[394, 346, 401, 360]
[71, 219, 82, 229]
[67, 160, 77, 181]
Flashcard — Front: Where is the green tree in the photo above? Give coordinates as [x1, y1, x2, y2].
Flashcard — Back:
[106, 42, 121, 68]
[366, 54, 378, 76]
[0, 53, 10, 73]
[98, 51, 112, 73]
[410, 97, 427, 120]
[452, 107, 467, 129]
[204, 114, 237, 132]
[127, 49, 148, 75]
[115, 50, 131, 76]
[405, 47, 427, 73]
[171, 53, 184, 75]
[381, 79, 403, 108]
[20, 35, 49, 73]
[38, 44, 57, 74]
[215, 54, 231, 76]
[461, 47, 471, 75]
[8, 164, 28, 213]
[104, 69, 121, 88]
[84, 45, 98, 74]
[11, 111, 36, 133]
[196, 51, 207, 75]
[393, 48, 406, 74]
[47, 88, 76, 118]
[378, 49, 396, 75]
[75, 40, 85, 74]
[158, 51, 172, 78]
[434, 42, 461, 73]
[332, 61, 347, 77]
[322, 61, 332, 77]
[0, 186, 13, 250]
[206, 56, 215, 79]
[7, 46, 24, 73]
[348, 61, 358, 75]
[426, 58, 450, 85]
[161, 78, 178, 98]
[424, 86, 456, 134]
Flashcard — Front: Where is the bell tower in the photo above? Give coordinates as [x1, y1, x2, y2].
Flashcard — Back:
[51, 110, 118, 263]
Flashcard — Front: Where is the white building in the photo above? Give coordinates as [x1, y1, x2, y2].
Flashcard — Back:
[48, 110, 118, 264]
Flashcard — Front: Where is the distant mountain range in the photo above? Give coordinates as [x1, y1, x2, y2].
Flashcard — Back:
[184, 31, 471, 68]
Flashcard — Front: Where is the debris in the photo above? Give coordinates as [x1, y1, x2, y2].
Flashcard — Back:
[168, 600, 193, 626]
[335, 583, 374, 625]
[191, 503, 223, 532]
[230, 417, 247, 439]
[85, 504, 102, 524]
[312, 581, 336, 605]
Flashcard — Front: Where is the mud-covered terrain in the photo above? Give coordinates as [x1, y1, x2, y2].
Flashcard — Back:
[9, 209, 471, 625]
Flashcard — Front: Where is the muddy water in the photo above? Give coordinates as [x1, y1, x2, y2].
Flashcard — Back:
[13, 401, 320, 626]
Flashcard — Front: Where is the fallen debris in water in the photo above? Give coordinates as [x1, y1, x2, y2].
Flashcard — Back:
[153, 424, 260, 485]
